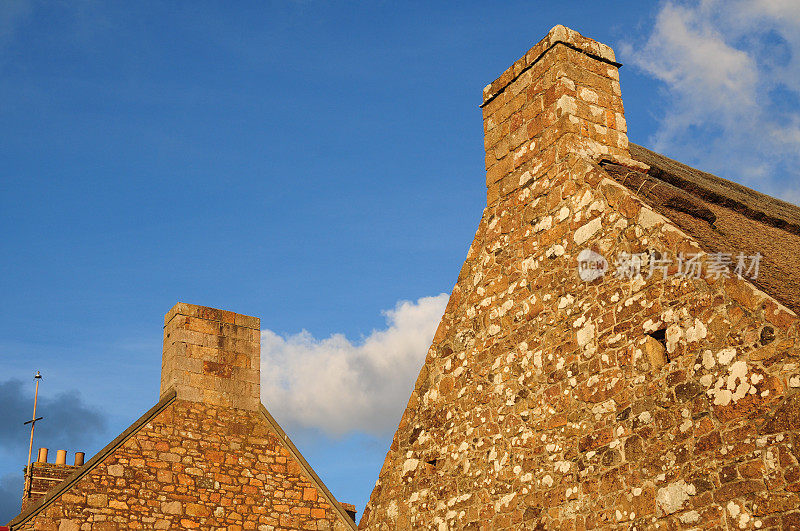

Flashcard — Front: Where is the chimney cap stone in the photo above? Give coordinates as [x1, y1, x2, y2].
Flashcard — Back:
[164, 302, 260, 330]
[481, 24, 620, 107]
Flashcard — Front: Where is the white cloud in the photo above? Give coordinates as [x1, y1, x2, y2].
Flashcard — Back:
[260, 294, 448, 437]
[623, 0, 800, 202]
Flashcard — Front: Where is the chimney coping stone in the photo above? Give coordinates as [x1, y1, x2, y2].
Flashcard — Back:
[481, 24, 619, 107]
[164, 302, 260, 330]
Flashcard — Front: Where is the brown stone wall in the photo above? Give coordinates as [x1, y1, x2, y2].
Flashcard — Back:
[359, 26, 800, 531]
[360, 154, 800, 530]
[16, 399, 353, 530]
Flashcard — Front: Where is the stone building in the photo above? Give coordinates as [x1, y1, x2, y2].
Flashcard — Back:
[8, 303, 357, 530]
[358, 26, 800, 529]
[7, 23, 800, 531]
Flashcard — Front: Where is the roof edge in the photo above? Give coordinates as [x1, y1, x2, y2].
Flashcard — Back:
[8, 390, 178, 529]
[258, 404, 358, 530]
[629, 143, 800, 235]
[596, 162, 798, 321]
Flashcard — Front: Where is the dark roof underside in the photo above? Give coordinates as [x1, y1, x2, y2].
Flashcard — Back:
[603, 143, 800, 315]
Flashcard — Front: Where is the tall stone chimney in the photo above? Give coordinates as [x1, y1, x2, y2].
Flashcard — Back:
[481, 25, 630, 205]
[161, 303, 261, 411]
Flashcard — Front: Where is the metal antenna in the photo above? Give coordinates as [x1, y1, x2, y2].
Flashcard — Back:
[22, 371, 43, 501]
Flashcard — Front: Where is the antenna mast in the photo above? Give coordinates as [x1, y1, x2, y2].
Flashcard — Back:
[22, 371, 43, 501]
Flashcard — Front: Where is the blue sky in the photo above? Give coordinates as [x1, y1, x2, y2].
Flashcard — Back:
[2, 0, 799, 522]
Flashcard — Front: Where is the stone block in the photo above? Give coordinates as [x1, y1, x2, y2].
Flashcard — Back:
[160, 303, 261, 411]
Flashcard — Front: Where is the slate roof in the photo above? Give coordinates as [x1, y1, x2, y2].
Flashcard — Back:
[602, 143, 800, 315]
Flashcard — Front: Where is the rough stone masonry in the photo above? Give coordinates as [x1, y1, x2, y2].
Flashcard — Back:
[9, 303, 356, 531]
[359, 26, 800, 530]
[8, 23, 800, 531]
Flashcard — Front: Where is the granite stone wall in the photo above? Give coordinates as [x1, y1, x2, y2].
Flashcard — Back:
[359, 26, 800, 530]
[161, 303, 262, 411]
[16, 399, 352, 530]
[12, 304, 354, 531]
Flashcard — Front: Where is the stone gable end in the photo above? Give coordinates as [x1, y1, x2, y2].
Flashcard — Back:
[14, 398, 354, 531]
[359, 26, 800, 530]
[10, 303, 356, 531]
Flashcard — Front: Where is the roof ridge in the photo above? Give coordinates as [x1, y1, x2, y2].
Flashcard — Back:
[600, 161, 718, 225]
[258, 404, 358, 530]
[604, 148, 800, 314]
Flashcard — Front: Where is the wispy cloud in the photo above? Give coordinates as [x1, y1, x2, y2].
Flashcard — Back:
[260, 294, 448, 437]
[622, 0, 800, 203]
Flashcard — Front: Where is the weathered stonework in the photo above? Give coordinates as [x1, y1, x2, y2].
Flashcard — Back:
[360, 26, 800, 530]
[161, 302, 262, 411]
[481, 25, 635, 208]
[14, 400, 352, 530]
[22, 461, 81, 510]
[10, 304, 355, 531]
[9, 24, 800, 531]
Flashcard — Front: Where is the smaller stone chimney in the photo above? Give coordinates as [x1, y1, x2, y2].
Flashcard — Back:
[22, 448, 83, 510]
[161, 303, 261, 411]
